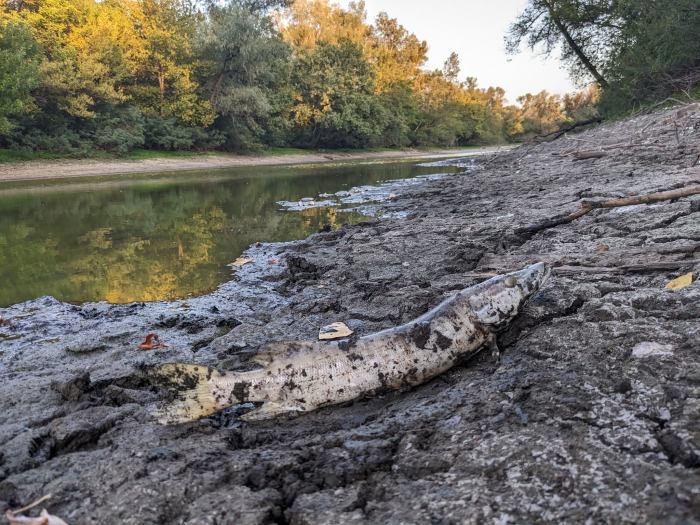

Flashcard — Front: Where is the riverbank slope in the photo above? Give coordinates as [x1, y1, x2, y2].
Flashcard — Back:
[0, 147, 498, 183]
[1, 105, 700, 524]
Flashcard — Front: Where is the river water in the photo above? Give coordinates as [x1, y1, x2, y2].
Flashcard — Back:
[0, 157, 471, 307]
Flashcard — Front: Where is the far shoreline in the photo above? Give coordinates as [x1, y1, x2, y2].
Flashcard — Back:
[0, 146, 510, 183]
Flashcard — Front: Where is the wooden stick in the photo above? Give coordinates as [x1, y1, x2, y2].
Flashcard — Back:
[573, 151, 608, 161]
[466, 261, 700, 280]
[673, 119, 681, 144]
[554, 261, 700, 275]
[515, 184, 700, 234]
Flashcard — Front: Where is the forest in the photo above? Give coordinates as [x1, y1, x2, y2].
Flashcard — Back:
[0, 0, 697, 155]
[0, 0, 595, 155]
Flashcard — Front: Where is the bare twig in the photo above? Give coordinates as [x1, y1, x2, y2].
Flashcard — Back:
[573, 151, 608, 161]
[673, 119, 681, 144]
[564, 135, 597, 144]
[692, 153, 700, 167]
[299, 313, 320, 329]
[12, 494, 52, 514]
[631, 97, 693, 117]
[640, 121, 654, 134]
[515, 184, 700, 234]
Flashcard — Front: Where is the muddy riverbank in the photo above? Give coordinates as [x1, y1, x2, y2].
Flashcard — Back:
[0, 147, 496, 183]
[2, 105, 700, 524]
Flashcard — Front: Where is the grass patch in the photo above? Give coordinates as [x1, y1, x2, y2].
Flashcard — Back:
[0, 149, 65, 163]
[262, 147, 314, 156]
[126, 149, 224, 160]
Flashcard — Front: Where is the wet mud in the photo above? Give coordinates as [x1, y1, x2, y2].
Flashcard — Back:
[2, 105, 700, 524]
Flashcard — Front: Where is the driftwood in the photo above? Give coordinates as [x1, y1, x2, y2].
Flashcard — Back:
[464, 260, 700, 281]
[573, 151, 608, 161]
[533, 117, 605, 143]
[515, 184, 700, 234]
[554, 261, 700, 275]
[479, 245, 700, 271]
[553, 142, 665, 159]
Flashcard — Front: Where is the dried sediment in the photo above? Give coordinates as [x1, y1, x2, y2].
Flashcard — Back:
[1, 105, 700, 524]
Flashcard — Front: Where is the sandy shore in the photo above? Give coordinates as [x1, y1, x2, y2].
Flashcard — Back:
[0, 147, 503, 182]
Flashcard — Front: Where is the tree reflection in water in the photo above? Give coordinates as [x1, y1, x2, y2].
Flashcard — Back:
[0, 160, 459, 306]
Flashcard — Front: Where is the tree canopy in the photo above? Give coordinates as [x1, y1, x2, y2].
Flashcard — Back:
[508, 0, 700, 111]
[0, 0, 594, 154]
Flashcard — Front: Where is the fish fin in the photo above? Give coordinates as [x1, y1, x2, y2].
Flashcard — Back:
[239, 402, 305, 421]
[250, 340, 319, 366]
[144, 363, 225, 425]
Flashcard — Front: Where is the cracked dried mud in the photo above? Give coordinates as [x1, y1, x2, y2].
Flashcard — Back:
[2, 105, 700, 524]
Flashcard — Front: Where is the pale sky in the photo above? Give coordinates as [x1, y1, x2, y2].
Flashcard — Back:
[338, 0, 578, 104]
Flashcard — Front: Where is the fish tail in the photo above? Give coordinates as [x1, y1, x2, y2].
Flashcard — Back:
[144, 363, 225, 425]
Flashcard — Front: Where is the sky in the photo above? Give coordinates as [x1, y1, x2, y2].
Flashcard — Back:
[337, 0, 578, 104]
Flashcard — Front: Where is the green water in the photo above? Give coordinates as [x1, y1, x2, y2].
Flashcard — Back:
[0, 159, 462, 307]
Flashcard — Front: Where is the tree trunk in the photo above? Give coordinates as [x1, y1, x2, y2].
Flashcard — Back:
[209, 55, 232, 109]
[209, 70, 225, 108]
[546, 4, 609, 89]
[310, 119, 321, 148]
[158, 66, 165, 116]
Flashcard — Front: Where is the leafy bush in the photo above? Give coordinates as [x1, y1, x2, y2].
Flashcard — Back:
[92, 107, 145, 155]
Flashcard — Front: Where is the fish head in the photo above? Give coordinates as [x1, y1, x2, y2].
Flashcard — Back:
[467, 262, 551, 328]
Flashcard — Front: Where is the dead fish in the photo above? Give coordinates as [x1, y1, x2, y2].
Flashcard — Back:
[146, 263, 551, 424]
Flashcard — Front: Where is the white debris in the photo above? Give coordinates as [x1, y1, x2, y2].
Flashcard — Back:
[632, 342, 673, 358]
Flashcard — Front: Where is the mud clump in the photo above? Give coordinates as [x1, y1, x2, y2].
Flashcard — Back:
[2, 105, 700, 523]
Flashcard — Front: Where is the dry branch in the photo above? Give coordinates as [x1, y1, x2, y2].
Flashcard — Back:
[573, 151, 608, 161]
[464, 261, 700, 281]
[515, 184, 700, 234]
[533, 116, 605, 142]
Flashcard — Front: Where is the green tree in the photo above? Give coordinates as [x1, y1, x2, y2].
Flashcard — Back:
[290, 41, 387, 148]
[506, 0, 618, 88]
[200, 0, 290, 150]
[0, 20, 41, 134]
[133, 0, 214, 126]
[365, 12, 427, 93]
[604, 0, 700, 104]
[275, 0, 366, 50]
[516, 90, 565, 135]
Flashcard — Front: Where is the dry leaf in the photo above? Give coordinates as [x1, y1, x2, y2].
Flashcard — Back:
[319, 322, 353, 340]
[665, 271, 693, 290]
[138, 333, 169, 350]
[596, 245, 609, 252]
[5, 509, 68, 525]
[230, 257, 253, 267]
[268, 258, 280, 265]
[632, 342, 673, 358]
